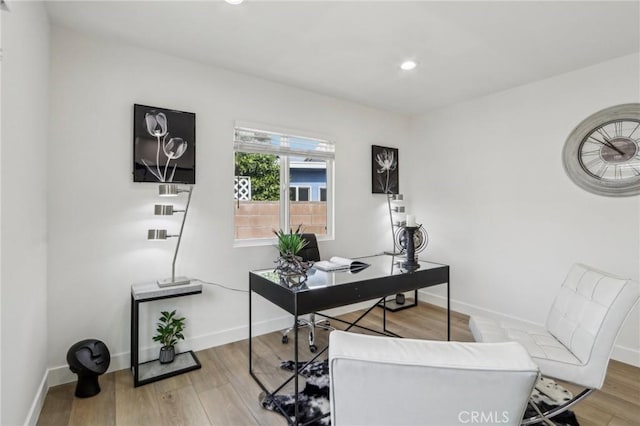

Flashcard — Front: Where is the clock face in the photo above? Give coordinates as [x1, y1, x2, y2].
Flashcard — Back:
[579, 119, 640, 181]
[563, 104, 640, 197]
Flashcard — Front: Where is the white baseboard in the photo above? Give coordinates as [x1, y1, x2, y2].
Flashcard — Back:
[418, 289, 640, 368]
[40, 290, 639, 423]
[24, 371, 48, 426]
[609, 344, 640, 367]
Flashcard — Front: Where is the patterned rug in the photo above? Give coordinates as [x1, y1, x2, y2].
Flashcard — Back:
[260, 360, 580, 426]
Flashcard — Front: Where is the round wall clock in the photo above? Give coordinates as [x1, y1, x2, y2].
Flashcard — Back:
[562, 103, 640, 197]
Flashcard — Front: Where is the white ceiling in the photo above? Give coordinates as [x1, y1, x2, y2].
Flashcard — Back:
[45, 0, 640, 115]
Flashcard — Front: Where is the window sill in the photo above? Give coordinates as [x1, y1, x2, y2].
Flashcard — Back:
[234, 234, 334, 249]
[233, 238, 276, 249]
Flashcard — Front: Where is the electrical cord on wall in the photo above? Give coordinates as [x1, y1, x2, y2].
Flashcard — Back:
[193, 278, 249, 293]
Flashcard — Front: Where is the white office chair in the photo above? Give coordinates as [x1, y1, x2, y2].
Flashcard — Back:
[329, 330, 539, 426]
[469, 263, 640, 424]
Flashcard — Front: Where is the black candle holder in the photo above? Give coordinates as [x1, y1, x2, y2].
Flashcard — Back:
[401, 226, 421, 271]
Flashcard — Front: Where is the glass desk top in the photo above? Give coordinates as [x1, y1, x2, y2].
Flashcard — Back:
[250, 254, 449, 315]
[252, 254, 446, 293]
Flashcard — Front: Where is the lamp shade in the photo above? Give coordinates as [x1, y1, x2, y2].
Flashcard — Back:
[158, 184, 179, 197]
[154, 204, 174, 215]
[148, 229, 168, 240]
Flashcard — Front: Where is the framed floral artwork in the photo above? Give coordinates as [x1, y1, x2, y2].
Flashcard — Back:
[372, 145, 399, 194]
[133, 104, 196, 183]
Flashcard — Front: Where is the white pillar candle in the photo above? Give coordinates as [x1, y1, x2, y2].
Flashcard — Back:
[406, 214, 416, 227]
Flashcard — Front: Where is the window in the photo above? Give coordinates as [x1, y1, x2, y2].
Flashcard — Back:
[234, 123, 334, 243]
[298, 187, 310, 202]
[289, 186, 311, 202]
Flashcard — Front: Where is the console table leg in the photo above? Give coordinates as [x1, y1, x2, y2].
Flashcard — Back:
[131, 297, 139, 386]
[130, 295, 134, 370]
[447, 279, 451, 341]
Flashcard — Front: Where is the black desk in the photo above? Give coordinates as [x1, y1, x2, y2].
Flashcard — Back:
[249, 254, 450, 425]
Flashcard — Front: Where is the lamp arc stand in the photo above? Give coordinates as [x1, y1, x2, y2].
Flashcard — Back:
[385, 193, 411, 308]
[158, 186, 193, 288]
[388, 194, 400, 254]
[386, 193, 404, 255]
[173, 186, 192, 283]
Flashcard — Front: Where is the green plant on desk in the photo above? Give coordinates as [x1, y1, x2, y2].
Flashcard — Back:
[153, 310, 185, 364]
[273, 227, 312, 284]
[274, 227, 307, 257]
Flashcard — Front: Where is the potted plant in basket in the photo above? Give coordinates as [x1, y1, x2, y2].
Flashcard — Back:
[274, 226, 312, 286]
[153, 310, 186, 364]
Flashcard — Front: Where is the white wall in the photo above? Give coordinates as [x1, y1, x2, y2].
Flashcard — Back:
[1, 6, 4, 421]
[47, 26, 409, 382]
[409, 53, 640, 365]
[1, 6, 3, 422]
[1, 1, 50, 424]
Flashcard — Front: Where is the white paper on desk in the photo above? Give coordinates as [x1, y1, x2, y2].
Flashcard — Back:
[313, 256, 369, 272]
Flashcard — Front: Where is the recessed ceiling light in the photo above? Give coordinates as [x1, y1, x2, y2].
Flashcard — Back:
[400, 60, 417, 71]
[225, 0, 244, 4]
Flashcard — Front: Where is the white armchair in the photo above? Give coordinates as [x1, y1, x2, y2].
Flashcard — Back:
[470, 263, 640, 423]
[329, 330, 539, 426]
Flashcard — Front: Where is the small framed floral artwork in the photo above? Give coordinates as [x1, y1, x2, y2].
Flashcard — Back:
[372, 145, 399, 194]
[133, 104, 196, 183]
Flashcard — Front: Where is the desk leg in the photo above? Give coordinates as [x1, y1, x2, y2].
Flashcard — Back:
[382, 297, 387, 333]
[249, 287, 253, 375]
[294, 301, 299, 424]
[248, 287, 278, 407]
[447, 277, 451, 341]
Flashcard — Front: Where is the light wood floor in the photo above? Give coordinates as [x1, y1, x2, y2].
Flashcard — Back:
[38, 302, 640, 426]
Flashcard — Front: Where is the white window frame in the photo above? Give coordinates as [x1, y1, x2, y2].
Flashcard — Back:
[233, 121, 335, 247]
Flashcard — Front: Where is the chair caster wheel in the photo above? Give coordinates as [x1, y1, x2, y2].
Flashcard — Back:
[282, 335, 288, 344]
[309, 345, 317, 353]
